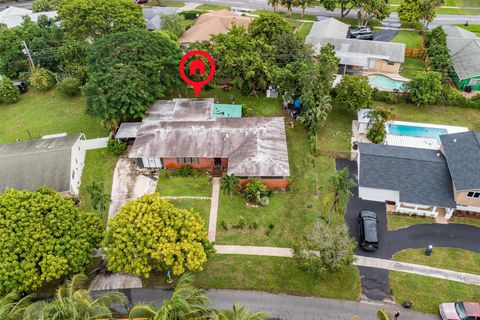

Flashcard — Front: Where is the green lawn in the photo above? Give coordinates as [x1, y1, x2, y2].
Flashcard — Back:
[392, 30, 421, 49]
[144, 0, 185, 7]
[446, 0, 480, 6]
[296, 22, 314, 40]
[455, 24, 480, 36]
[387, 214, 435, 231]
[450, 216, 480, 228]
[196, 4, 230, 10]
[78, 149, 118, 224]
[390, 272, 480, 314]
[169, 198, 211, 228]
[400, 57, 425, 79]
[251, 9, 317, 21]
[144, 255, 361, 300]
[156, 175, 212, 197]
[436, 7, 480, 14]
[393, 247, 480, 275]
[0, 88, 108, 144]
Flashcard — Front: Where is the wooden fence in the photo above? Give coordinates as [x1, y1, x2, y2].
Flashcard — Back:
[405, 48, 424, 58]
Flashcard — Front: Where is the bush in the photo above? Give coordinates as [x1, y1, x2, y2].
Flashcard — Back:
[159, 170, 173, 178]
[107, 138, 126, 155]
[441, 86, 466, 107]
[406, 71, 442, 106]
[242, 105, 253, 117]
[335, 74, 373, 112]
[244, 179, 268, 203]
[220, 220, 228, 230]
[237, 217, 246, 229]
[32, 0, 59, 11]
[466, 94, 480, 110]
[57, 76, 81, 96]
[177, 165, 194, 177]
[0, 76, 20, 104]
[373, 91, 400, 104]
[179, 10, 207, 19]
[160, 13, 185, 39]
[29, 67, 55, 91]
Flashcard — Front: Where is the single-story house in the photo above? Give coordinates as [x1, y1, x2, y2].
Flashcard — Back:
[178, 10, 252, 45]
[0, 134, 86, 196]
[0, 6, 57, 28]
[142, 7, 178, 31]
[306, 18, 406, 74]
[358, 131, 480, 219]
[117, 98, 290, 189]
[445, 26, 480, 91]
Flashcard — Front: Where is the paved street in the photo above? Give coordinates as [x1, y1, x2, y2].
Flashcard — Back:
[93, 288, 439, 320]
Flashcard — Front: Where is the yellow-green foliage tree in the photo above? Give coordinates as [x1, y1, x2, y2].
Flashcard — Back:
[0, 187, 104, 294]
[104, 194, 212, 277]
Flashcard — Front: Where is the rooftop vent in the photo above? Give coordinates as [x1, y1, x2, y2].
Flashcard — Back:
[453, 138, 457, 142]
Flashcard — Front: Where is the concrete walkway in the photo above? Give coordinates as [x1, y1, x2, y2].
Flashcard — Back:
[177, 2, 200, 12]
[215, 245, 480, 286]
[208, 177, 220, 242]
[159, 195, 211, 200]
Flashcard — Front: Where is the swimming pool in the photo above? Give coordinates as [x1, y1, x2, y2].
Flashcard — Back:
[387, 124, 448, 139]
[368, 75, 406, 91]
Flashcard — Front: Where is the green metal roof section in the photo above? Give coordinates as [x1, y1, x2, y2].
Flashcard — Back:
[212, 104, 242, 119]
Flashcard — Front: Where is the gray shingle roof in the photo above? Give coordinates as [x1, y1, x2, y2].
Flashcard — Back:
[307, 18, 349, 39]
[440, 132, 480, 191]
[445, 26, 480, 80]
[359, 143, 456, 208]
[0, 135, 80, 193]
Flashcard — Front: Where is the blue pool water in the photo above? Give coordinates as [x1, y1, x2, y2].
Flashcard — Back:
[387, 124, 448, 139]
[368, 75, 406, 91]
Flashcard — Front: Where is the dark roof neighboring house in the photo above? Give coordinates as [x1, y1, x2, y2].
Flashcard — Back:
[358, 143, 456, 208]
[445, 26, 480, 81]
[129, 117, 290, 177]
[142, 7, 178, 30]
[0, 134, 81, 193]
[440, 131, 480, 191]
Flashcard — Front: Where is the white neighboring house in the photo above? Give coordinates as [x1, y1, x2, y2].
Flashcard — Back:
[358, 131, 480, 219]
[0, 6, 57, 28]
[0, 134, 86, 197]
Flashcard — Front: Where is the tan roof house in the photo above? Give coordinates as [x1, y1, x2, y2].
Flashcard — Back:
[179, 10, 252, 45]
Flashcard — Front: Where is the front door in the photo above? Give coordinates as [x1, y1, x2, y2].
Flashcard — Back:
[214, 158, 221, 169]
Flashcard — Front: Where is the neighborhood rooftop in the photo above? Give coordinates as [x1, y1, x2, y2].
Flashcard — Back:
[0, 134, 81, 193]
[358, 143, 456, 208]
[445, 26, 480, 81]
[129, 117, 290, 177]
[440, 131, 480, 191]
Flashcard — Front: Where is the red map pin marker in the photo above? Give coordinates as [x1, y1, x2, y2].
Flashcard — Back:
[179, 50, 216, 97]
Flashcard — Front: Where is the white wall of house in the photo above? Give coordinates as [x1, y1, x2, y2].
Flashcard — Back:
[358, 186, 400, 203]
[456, 204, 480, 213]
[70, 134, 87, 196]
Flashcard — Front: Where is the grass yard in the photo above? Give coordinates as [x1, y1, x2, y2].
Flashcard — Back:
[446, 0, 480, 6]
[0, 88, 108, 144]
[78, 149, 118, 224]
[156, 174, 212, 197]
[376, 102, 480, 131]
[455, 24, 480, 36]
[387, 214, 435, 231]
[144, 255, 361, 300]
[144, 0, 185, 7]
[296, 22, 314, 40]
[436, 7, 480, 14]
[450, 216, 480, 228]
[392, 30, 422, 49]
[196, 4, 230, 10]
[169, 198, 211, 228]
[400, 57, 425, 79]
[390, 272, 480, 314]
[251, 9, 317, 21]
[393, 247, 480, 275]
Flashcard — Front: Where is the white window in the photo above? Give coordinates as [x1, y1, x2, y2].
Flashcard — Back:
[469, 79, 480, 86]
[467, 191, 480, 199]
[177, 157, 199, 164]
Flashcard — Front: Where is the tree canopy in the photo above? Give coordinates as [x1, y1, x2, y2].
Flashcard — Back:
[248, 14, 292, 43]
[0, 187, 104, 294]
[398, 0, 445, 32]
[83, 29, 181, 129]
[57, 0, 145, 40]
[104, 194, 212, 277]
[406, 71, 443, 106]
[335, 74, 373, 113]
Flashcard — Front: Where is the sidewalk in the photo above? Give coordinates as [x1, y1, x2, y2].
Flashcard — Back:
[207, 177, 220, 241]
[215, 245, 480, 286]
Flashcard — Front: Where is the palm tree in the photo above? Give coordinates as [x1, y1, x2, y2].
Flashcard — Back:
[24, 274, 128, 320]
[281, 0, 294, 16]
[221, 173, 240, 199]
[294, 0, 315, 17]
[219, 304, 268, 320]
[297, 95, 332, 136]
[268, 0, 281, 12]
[129, 273, 214, 320]
[326, 167, 357, 224]
[0, 291, 33, 320]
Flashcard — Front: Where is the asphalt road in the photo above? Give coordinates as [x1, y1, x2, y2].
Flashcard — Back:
[374, 29, 399, 42]
[336, 158, 480, 301]
[93, 288, 439, 320]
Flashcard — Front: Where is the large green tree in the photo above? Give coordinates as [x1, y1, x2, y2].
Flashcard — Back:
[104, 194, 212, 277]
[83, 29, 181, 129]
[335, 74, 373, 113]
[0, 187, 104, 294]
[406, 71, 443, 106]
[24, 274, 127, 320]
[292, 220, 356, 275]
[357, 0, 390, 26]
[398, 0, 445, 33]
[318, 0, 362, 18]
[248, 14, 292, 42]
[57, 0, 145, 40]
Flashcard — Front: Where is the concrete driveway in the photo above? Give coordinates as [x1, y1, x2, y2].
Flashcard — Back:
[336, 158, 480, 301]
